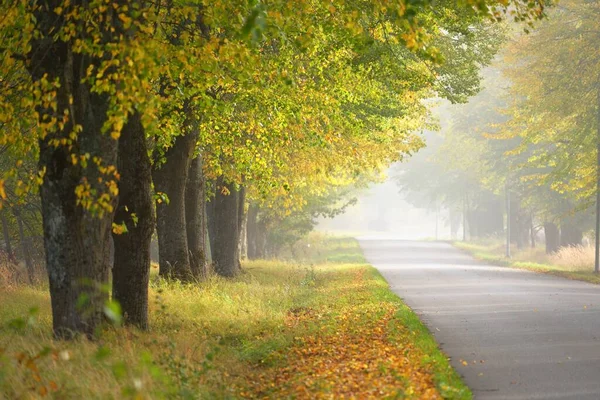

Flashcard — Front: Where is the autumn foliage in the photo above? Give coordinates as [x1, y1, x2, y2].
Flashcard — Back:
[242, 274, 443, 399]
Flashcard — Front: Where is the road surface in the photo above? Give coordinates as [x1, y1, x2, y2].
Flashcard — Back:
[359, 240, 600, 400]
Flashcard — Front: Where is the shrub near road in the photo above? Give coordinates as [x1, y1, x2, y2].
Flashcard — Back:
[0, 237, 468, 399]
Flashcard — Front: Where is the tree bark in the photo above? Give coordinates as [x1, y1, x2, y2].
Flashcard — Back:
[596, 83, 600, 273]
[530, 213, 536, 249]
[560, 217, 583, 248]
[246, 204, 259, 260]
[246, 203, 268, 259]
[206, 180, 217, 260]
[449, 207, 460, 240]
[510, 199, 529, 249]
[239, 209, 248, 261]
[14, 208, 34, 284]
[1, 210, 13, 261]
[185, 154, 208, 280]
[544, 222, 560, 254]
[152, 131, 197, 280]
[112, 112, 154, 329]
[473, 195, 504, 238]
[236, 185, 246, 268]
[255, 218, 269, 259]
[462, 194, 467, 241]
[28, 14, 119, 338]
[211, 177, 241, 277]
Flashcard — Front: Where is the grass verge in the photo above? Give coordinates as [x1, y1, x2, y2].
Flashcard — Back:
[0, 236, 469, 399]
[453, 241, 600, 284]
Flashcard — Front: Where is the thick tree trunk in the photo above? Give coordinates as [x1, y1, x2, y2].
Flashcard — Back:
[39, 155, 116, 339]
[510, 199, 529, 249]
[112, 112, 154, 329]
[29, 43, 117, 338]
[152, 131, 197, 280]
[14, 208, 34, 284]
[26, 1, 147, 338]
[544, 222, 560, 254]
[185, 154, 208, 280]
[1, 210, 13, 260]
[560, 217, 583, 248]
[211, 177, 241, 277]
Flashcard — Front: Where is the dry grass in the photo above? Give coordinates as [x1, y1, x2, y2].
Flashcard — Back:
[0, 253, 46, 290]
[454, 239, 600, 284]
[550, 245, 595, 271]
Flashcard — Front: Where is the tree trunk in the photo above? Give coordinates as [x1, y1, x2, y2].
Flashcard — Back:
[510, 199, 529, 249]
[530, 213, 536, 249]
[246, 203, 268, 259]
[236, 185, 246, 268]
[545, 222, 560, 254]
[25, 0, 150, 338]
[596, 83, 600, 273]
[112, 112, 154, 329]
[239, 209, 248, 261]
[1, 210, 13, 260]
[467, 210, 478, 238]
[185, 154, 208, 280]
[14, 208, 34, 284]
[474, 195, 504, 238]
[39, 150, 116, 339]
[206, 180, 217, 260]
[462, 194, 467, 241]
[255, 218, 269, 259]
[560, 217, 583, 248]
[28, 32, 118, 338]
[449, 207, 460, 240]
[152, 131, 197, 280]
[211, 177, 241, 277]
[246, 204, 259, 260]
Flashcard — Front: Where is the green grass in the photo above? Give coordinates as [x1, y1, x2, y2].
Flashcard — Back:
[453, 241, 600, 284]
[0, 236, 470, 399]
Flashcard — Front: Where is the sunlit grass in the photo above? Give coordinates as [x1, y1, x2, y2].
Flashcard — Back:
[0, 237, 469, 399]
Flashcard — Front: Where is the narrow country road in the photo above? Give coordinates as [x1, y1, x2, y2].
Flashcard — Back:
[359, 240, 600, 400]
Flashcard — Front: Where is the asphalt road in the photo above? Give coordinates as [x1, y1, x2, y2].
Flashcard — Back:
[358, 240, 600, 400]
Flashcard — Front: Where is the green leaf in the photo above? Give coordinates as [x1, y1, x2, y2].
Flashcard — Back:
[95, 345, 111, 362]
[111, 361, 127, 379]
[8, 318, 26, 331]
[103, 300, 122, 325]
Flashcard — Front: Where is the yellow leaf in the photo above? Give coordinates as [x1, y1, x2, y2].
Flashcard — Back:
[26, 359, 39, 373]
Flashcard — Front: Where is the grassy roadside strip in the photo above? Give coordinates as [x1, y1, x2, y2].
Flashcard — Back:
[0, 236, 469, 399]
[452, 241, 600, 285]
